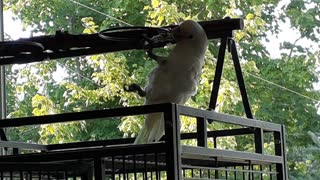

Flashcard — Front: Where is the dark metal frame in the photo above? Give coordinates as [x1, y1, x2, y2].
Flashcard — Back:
[0, 18, 243, 65]
[0, 103, 287, 180]
[0, 17, 288, 179]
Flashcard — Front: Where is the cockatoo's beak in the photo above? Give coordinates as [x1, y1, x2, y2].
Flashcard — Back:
[172, 26, 193, 42]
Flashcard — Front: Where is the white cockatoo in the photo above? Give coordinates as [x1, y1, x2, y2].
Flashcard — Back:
[133, 20, 208, 144]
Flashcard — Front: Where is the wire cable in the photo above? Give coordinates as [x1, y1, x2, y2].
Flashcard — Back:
[68, 0, 133, 27]
[57, 61, 104, 88]
[244, 71, 320, 103]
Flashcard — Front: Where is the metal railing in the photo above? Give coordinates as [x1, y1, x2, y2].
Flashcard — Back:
[0, 103, 287, 180]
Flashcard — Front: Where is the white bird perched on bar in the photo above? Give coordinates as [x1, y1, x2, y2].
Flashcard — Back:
[129, 20, 208, 144]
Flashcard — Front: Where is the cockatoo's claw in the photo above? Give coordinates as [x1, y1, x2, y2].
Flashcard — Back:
[142, 33, 168, 64]
[147, 49, 167, 64]
[124, 83, 146, 97]
[147, 49, 158, 60]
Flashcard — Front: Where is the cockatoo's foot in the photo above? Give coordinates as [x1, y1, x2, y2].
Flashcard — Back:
[147, 49, 167, 64]
[124, 83, 146, 97]
[142, 33, 167, 64]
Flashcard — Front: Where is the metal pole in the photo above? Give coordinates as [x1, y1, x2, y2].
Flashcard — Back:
[0, 0, 6, 119]
[0, 0, 7, 155]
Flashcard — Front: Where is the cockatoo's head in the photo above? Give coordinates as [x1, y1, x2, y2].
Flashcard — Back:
[172, 20, 207, 44]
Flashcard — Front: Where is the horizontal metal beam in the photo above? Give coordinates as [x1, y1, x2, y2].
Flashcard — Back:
[0, 103, 173, 128]
[178, 105, 281, 132]
[0, 142, 166, 162]
[0, 141, 47, 150]
[0, 162, 91, 172]
[0, 128, 264, 152]
[0, 18, 243, 65]
[47, 138, 135, 151]
[181, 146, 283, 165]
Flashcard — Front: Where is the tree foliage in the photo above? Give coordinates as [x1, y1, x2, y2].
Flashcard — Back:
[3, 0, 320, 178]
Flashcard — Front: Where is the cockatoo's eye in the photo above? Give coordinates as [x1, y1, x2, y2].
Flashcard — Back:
[188, 35, 193, 39]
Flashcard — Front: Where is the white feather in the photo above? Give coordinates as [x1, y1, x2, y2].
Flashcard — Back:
[134, 20, 208, 144]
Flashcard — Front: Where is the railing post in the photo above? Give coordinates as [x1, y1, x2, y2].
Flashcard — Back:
[274, 125, 288, 180]
[164, 104, 181, 180]
[254, 128, 264, 154]
[94, 157, 105, 180]
[197, 117, 207, 147]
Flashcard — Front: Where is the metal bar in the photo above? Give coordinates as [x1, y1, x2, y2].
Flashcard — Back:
[229, 38, 253, 119]
[0, 141, 48, 151]
[282, 125, 288, 180]
[275, 125, 288, 180]
[122, 155, 126, 180]
[274, 131, 283, 180]
[0, 162, 88, 172]
[164, 104, 181, 180]
[12, 148, 19, 155]
[0, 142, 166, 162]
[144, 153, 147, 180]
[178, 105, 282, 132]
[19, 171, 23, 180]
[111, 155, 115, 180]
[181, 165, 278, 174]
[155, 152, 159, 180]
[209, 37, 228, 111]
[46, 128, 266, 151]
[0, 19, 243, 66]
[94, 158, 105, 180]
[196, 117, 207, 147]
[214, 157, 219, 179]
[0, 103, 172, 128]
[56, 171, 60, 180]
[0, 0, 7, 144]
[254, 128, 264, 154]
[250, 164, 253, 180]
[181, 146, 283, 164]
[225, 167, 228, 179]
[47, 138, 133, 151]
[242, 166, 245, 180]
[181, 128, 256, 140]
[133, 154, 137, 180]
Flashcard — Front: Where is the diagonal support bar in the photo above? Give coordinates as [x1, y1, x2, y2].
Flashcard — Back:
[228, 38, 253, 119]
[209, 37, 228, 111]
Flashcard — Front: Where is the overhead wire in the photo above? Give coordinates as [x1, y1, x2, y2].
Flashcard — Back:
[56, 61, 104, 88]
[67, 0, 133, 26]
[243, 71, 320, 103]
